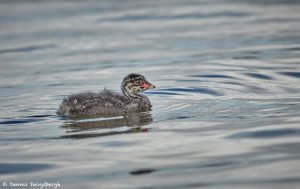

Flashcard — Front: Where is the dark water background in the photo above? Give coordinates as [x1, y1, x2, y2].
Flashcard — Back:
[1, 0, 300, 188]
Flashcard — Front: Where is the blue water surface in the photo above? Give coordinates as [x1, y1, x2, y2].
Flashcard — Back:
[0, 0, 300, 188]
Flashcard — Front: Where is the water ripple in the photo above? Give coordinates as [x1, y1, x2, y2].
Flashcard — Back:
[244, 73, 273, 80]
[0, 44, 55, 54]
[278, 72, 300, 78]
[162, 87, 223, 96]
[228, 129, 300, 139]
[103, 11, 251, 22]
[130, 168, 157, 175]
[0, 163, 53, 174]
[189, 74, 235, 79]
[0, 118, 45, 125]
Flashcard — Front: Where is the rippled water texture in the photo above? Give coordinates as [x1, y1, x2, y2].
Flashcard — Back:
[1, 0, 300, 188]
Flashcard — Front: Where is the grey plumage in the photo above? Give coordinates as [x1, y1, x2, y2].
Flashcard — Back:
[57, 73, 155, 116]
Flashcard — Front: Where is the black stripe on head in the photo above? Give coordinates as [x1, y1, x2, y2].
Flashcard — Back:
[128, 73, 145, 80]
[123, 73, 145, 83]
[128, 73, 141, 78]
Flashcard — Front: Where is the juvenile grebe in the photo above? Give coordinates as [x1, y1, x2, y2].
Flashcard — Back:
[57, 73, 155, 116]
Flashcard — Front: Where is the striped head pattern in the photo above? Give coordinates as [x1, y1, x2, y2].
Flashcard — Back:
[121, 73, 155, 99]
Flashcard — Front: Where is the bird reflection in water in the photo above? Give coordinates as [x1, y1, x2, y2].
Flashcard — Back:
[60, 112, 153, 139]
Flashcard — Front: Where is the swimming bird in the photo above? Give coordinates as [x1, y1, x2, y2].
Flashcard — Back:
[57, 73, 155, 116]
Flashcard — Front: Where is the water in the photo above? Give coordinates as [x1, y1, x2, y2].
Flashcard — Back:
[1, 0, 300, 188]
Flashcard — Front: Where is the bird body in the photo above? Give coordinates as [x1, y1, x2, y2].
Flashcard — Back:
[57, 74, 155, 116]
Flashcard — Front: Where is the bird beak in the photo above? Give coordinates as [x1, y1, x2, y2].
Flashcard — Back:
[148, 83, 156, 89]
[141, 81, 155, 89]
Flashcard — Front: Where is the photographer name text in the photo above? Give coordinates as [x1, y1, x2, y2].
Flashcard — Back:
[2, 181, 61, 188]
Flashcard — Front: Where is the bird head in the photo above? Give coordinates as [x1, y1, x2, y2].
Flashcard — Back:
[121, 73, 155, 98]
